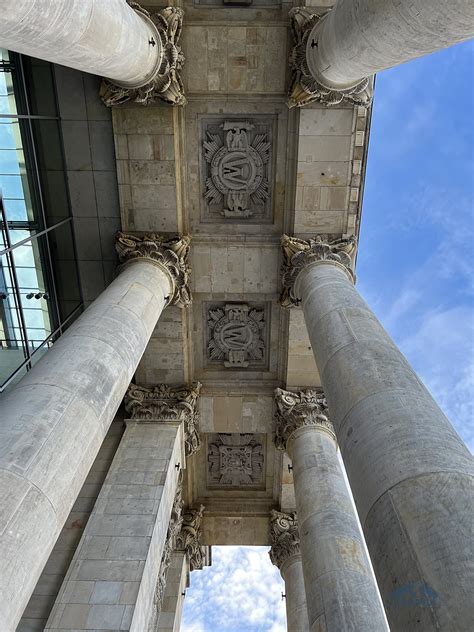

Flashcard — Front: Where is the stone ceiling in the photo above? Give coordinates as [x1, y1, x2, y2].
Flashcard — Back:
[112, 0, 371, 544]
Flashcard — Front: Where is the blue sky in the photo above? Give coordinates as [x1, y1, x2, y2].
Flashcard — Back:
[182, 41, 474, 632]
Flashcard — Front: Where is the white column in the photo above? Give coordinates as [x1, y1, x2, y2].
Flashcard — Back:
[281, 235, 474, 631]
[288, 1, 474, 106]
[46, 421, 185, 632]
[273, 394, 388, 632]
[0, 233, 191, 632]
[0, 0, 160, 88]
[308, 0, 474, 89]
[269, 510, 310, 632]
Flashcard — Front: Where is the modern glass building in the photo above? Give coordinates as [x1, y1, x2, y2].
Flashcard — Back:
[0, 49, 82, 391]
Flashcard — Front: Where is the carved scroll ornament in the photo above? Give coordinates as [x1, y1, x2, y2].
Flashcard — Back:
[274, 387, 335, 450]
[176, 505, 207, 571]
[125, 382, 202, 457]
[269, 510, 301, 571]
[101, 4, 186, 107]
[115, 232, 191, 308]
[280, 234, 356, 308]
[288, 7, 373, 108]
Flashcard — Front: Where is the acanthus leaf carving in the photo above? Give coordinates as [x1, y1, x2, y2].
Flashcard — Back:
[280, 234, 356, 308]
[153, 474, 184, 618]
[115, 232, 191, 308]
[274, 387, 335, 450]
[176, 505, 207, 571]
[287, 7, 373, 108]
[269, 509, 301, 571]
[101, 4, 186, 107]
[125, 382, 202, 457]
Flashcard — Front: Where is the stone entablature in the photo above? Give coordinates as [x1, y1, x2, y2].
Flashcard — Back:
[207, 433, 265, 488]
[125, 382, 202, 456]
[280, 234, 356, 308]
[274, 387, 335, 450]
[287, 7, 373, 108]
[101, 4, 186, 107]
[115, 232, 192, 307]
[269, 509, 301, 570]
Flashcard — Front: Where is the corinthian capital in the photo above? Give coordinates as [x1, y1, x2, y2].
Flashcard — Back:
[287, 8, 373, 108]
[269, 510, 300, 570]
[115, 232, 191, 307]
[125, 382, 202, 456]
[176, 505, 207, 571]
[101, 4, 186, 107]
[280, 234, 356, 308]
[274, 387, 334, 450]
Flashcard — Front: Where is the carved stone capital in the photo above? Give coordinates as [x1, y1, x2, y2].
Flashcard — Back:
[288, 7, 373, 108]
[154, 474, 184, 613]
[115, 232, 191, 308]
[274, 387, 335, 451]
[176, 505, 207, 571]
[101, 4, 186, 107]
[125, 382, 202, 457]
[269, 510, 300, 571]
[280, 234, 356, 308]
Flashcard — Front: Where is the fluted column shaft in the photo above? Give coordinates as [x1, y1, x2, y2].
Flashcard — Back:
[293, 259, 473, 630]
[307, 0, 474, 89]
[0, 234, 191, 631]
[0, 0, 160, 88]
[274, 405, 387, 632]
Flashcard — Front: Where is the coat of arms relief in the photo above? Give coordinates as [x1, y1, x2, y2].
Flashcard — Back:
[201, 118, 273, 221]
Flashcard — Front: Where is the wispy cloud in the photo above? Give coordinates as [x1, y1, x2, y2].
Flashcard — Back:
[182, 547, 286, 632]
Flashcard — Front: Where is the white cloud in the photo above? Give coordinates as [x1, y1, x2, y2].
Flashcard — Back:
[182, 546, 286, 632]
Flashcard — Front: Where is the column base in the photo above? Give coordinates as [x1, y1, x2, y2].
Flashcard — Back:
[287, 8, 373, 108]
[100, 5, 186, 107]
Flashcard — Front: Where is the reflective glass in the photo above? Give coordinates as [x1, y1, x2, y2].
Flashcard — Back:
[48, 222, 82, 321]
[0, 250, 28, 387]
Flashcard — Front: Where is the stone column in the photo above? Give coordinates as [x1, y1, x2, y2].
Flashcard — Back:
[0, 1, 186, 105]
[274, 389, 388, 632]
[0, 233, 191, 631]
[280, 235, 474, 630]
[288, 1, 474, 106]
[269, 510, 310, 632]
[155, 551, 189, 632]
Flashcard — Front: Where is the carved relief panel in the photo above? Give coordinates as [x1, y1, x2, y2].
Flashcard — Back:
[200, 116, 275, 223]
[205, 302, 269, 369]
[207, 433, 266, 488]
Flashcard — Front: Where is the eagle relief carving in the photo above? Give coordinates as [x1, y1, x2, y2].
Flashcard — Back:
[203, 120, 271, 220]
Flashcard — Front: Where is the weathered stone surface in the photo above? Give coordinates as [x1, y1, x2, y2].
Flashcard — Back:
[296, 259, 474, 630]
[207, 433, 265, 488]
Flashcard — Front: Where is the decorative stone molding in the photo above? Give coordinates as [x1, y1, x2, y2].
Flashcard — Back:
[207, 303, 266, 367]
[115, 232, 191, 308]
[125, 382, 202, 457]
[154, 475, 184, 613]
[280, 234, 356, 308]
[269, 510, 301, 570]
[176, 505, 207, 571]
[288, 8, 373, 108]
[101, 4, 186, 107]
[274, 387, 335, 450]
[202, 118, 272, 222]
[207, 433, 265, 488]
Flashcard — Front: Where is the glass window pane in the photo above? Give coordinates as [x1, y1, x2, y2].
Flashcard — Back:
[48, 221, 82, 322]
[0, 251, 28, 387]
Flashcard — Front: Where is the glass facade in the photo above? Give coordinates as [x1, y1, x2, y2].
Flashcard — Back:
[0, 50, 82, 391]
